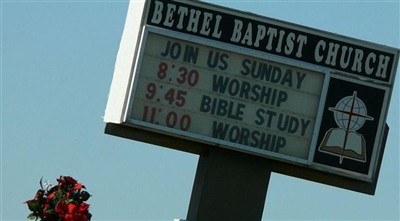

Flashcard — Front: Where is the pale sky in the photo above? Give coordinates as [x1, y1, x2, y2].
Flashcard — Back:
[2, 0, 399, 220]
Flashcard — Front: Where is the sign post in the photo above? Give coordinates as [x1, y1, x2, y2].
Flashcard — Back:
[187, 148, 272, 221]
[104, 0, 399, 219]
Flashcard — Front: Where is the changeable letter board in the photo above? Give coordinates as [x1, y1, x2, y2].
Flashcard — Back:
[104, 0, 399, 184]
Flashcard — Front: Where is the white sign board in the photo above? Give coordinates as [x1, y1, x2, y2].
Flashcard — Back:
[105, 0, 399, 183]
[128, 31, 325, 163]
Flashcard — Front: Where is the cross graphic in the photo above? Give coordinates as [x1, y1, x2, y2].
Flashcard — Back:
[328, 91, 374, 164]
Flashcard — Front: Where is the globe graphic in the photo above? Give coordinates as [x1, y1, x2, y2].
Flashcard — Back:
[331, 94, 369, 131]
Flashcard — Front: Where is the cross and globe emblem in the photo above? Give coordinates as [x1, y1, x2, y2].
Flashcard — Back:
[319, 91, 374, 164]
[329, 91, 374, 132]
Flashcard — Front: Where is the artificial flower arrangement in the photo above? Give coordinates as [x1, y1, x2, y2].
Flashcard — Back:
[25, 176, 92, 221]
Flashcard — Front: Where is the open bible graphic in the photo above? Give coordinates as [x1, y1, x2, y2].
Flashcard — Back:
[319, 91, 374, 164]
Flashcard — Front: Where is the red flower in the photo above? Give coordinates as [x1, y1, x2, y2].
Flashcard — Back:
[55, 202, 90, 220]
[25, 176, 92, 221]
[74, 183, 85, 190]
[62, 203, 89, 221]
[57, 176, 77, 187]
[65, 213, 87, 221]
[55, 201, 68, 216]
[47, 192, 55, 201]
[42, 203, 52, 217]
[65, 191, 72, 199]
[65, 177, 77, 185]
[79, 203, 90, 213]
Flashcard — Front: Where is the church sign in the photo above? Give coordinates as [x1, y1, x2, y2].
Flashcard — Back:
[104, 0, 399, 186]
